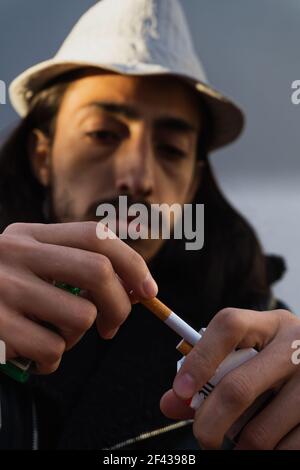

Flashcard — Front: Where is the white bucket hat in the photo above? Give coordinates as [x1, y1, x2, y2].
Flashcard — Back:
[9, 0, 244, 151]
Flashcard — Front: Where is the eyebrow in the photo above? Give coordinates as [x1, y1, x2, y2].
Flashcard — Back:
[84, 101, 198, 133]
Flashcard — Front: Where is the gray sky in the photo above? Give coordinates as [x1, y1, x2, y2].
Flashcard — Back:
[0, 0, 299, 311]
[1, 0, 299, 178]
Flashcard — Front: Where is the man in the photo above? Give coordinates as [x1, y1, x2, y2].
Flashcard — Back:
[0, 0, 299, 450]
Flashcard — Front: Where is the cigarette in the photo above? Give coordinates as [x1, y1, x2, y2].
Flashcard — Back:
[141, 298, 265, 441]
[1, 293, 198, 384]
[141, 297, 201, 354]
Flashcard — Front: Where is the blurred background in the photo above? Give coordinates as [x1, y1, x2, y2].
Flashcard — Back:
[0, 0, 299, 312]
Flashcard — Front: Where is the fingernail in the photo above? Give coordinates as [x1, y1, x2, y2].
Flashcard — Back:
[102, 327, 119, 339]
[142, 273, 158, 298]
[184, 398, 193, 407]
[173, 373, 196, 399]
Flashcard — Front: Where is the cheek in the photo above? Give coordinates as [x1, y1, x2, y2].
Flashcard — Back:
[50, 140, 114, 216]
[155, 161, 195, 205]
[51, 135, 86, 178]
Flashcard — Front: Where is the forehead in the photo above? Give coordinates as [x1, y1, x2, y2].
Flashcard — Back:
[59, 72, 201, 125]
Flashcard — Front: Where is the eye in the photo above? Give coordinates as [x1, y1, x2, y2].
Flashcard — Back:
[157, 143, 186, 160]
[86, 130, 120, 146]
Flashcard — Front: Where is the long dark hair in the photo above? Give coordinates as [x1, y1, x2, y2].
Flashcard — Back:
[0, 78, 71, 228]
[0, 71, 270, 326]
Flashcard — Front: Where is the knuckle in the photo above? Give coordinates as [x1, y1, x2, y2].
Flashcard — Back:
[74, 302, 97, 331]
[276, 308, 294, 322]
[0, 268, 27, 299]
[0, 234, 20, 257]
[190, 344, 216, 374]
[112, 300, 132, 327]
[128, 248, 146, 272]
[3, 222, 28, 235]
[193, 423, 220, 449]
[0, 233, 38, 262]
[214, 307, 244, 336]
[278, 308, 292, 317]
[220, 372, 254, 409]
[38, 361, 61, 375]
[43, 337, 66, 364]
[0, 268, 14, 294]
[240, 422, 271, 449]
[3, 223, 40, 238]
[91, 254, 114, 282]
[273, 308, 299, 334]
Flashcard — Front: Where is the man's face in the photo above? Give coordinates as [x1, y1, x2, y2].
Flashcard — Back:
[33, 72, 202, 261]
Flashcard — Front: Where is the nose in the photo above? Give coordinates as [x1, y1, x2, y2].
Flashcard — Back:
[114, 127, 155, 198]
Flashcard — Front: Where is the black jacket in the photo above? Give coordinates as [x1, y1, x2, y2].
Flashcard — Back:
[0, 250, 287, 450]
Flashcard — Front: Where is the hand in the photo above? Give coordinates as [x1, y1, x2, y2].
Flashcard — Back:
[0, 222, 157, 374]
[160, 307, 300, 449]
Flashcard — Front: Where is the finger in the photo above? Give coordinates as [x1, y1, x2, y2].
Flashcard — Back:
[173, 308, 284, 400]
[9, 222, 158, 299]
[118, 279, 140, 304]
[0, 303, 66, 374]
[191, 334, 298, 449]
[276, 424, 300, 450]
[236, 372, 300, 449]
[160, 389, 195, 420]
[11, 242, 134, 337]
[1, 274, 97, 349]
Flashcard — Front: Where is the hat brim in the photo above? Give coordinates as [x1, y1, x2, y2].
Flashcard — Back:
[9, 59, 244, 151]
